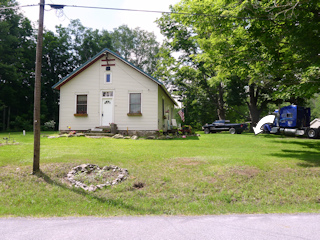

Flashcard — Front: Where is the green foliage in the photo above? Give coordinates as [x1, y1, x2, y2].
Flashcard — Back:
[0, 0, 35, 131]
[159, 0, 319, 126]
[308, 94, 320, 120]
[10, 115, 33, 131]
[155, 12, 219, 125]
[111, 25, 160, 74]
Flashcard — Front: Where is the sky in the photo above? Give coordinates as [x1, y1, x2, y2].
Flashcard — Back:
[17, 0, 180, 42]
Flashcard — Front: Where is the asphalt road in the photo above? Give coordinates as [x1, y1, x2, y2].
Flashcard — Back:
[1, 214, 320, 240]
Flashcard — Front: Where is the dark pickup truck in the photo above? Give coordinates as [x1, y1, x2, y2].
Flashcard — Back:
[203, 120, 248, 134]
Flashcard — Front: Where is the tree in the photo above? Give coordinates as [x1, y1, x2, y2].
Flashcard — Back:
[111, 25, 160, 74]
[0, 0, 36, 131]
[164, 0, 319, 127]
[155, 6, 253, 125]
[41, 26, 75, 127]
[67, 19, 113, 66]
[308, 94, 320, 120]
[155, 12, 219, 126]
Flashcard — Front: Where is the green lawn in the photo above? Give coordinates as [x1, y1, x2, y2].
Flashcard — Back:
[0, 131, 320, 217]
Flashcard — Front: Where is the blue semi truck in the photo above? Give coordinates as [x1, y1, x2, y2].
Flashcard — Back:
[254, 105, 320, 139]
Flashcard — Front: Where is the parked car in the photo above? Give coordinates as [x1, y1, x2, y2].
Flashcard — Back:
[202, 120, 247, 134]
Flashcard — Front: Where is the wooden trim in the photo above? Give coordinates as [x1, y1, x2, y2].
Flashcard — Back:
[102, 59, 115, 61]
[74, 113, 88, 117]
[127, 113, 142, 116]
[101, 64, 116, 67]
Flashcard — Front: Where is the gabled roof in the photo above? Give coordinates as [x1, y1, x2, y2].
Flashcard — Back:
[52, 48, 177, 105]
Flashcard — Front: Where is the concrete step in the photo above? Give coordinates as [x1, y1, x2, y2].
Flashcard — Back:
[85, 133, 115, 137]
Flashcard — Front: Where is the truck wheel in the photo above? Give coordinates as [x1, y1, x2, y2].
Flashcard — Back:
[229, 128, 236, 134]
[307, 128, 318, 139]
[204, 128, 210, 134]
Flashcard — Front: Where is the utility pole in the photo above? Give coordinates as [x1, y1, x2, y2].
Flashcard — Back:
[33, 0, 45, 174]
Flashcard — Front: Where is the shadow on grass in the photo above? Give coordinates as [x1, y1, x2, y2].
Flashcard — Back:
[255, 133, 288, 139]
[271, 150, 320, 167]
[35, 170, 158, 215]
[267, 138, 320, 167]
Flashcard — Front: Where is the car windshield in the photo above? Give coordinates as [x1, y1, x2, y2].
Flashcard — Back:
[214, 120, 225, 123]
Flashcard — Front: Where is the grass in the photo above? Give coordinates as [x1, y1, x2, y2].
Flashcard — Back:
[0, 131, 320, 217]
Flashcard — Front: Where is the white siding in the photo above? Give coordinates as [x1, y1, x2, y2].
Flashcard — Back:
[59, 53, 160, 131]
[59, 61, 101, 131]
[104, 57, 158, 131]
[158, 86, 175, 131]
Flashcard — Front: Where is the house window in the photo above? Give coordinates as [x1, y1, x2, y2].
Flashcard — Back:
[102, 91, 113, 97]
[129, 93, 141, 114]
[76, 95, 87, 114]
[105, 73, 112, 84]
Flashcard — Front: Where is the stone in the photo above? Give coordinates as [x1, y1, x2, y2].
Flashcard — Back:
[146, 136, 156, 139]
[47, 136, 58, 139]
[131, 135, 138, 140]
[75, 133, 85, 137]
[122, 169, 129, 174]
[113, 134, 124, 139]
[68, 179, 76, 184]
[91, 128, 103, 132]
[67, 173, 73, 178]
[118, 174, 125, 179]
[88, 185, 97, 192]
[67, 164, 129, 191]
[96, 184, 106, 189]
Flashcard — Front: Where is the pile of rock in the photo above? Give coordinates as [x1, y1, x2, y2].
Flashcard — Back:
[66, 163, 129, 192]
[112, 134, 138, 140]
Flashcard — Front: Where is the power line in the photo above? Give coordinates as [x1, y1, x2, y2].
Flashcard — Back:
[47, 4, 271, 21]
[1, 3, 272, 21]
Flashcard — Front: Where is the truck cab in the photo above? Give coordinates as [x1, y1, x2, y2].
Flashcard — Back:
[258, 105, 319, 138]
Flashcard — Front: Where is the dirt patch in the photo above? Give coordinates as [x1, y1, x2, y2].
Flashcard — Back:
[207, 177, 217, 184]
[229, 166, 260, 178]
[0, 142, 19, 146]
[133, 182, 145, 189]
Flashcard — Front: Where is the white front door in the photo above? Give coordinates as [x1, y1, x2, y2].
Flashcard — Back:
[102, 98, 113, 126]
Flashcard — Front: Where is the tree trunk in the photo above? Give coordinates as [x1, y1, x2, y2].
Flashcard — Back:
[247, 83, 261, 131]
[217, 81, 226, 120]
[7, 106, 10, 130]
[2, 106, 6, 132]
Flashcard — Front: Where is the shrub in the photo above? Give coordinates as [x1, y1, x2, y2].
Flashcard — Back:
[44, 120, 56, 130]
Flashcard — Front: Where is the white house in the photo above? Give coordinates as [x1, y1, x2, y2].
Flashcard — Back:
[53, 48, 177, 134]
